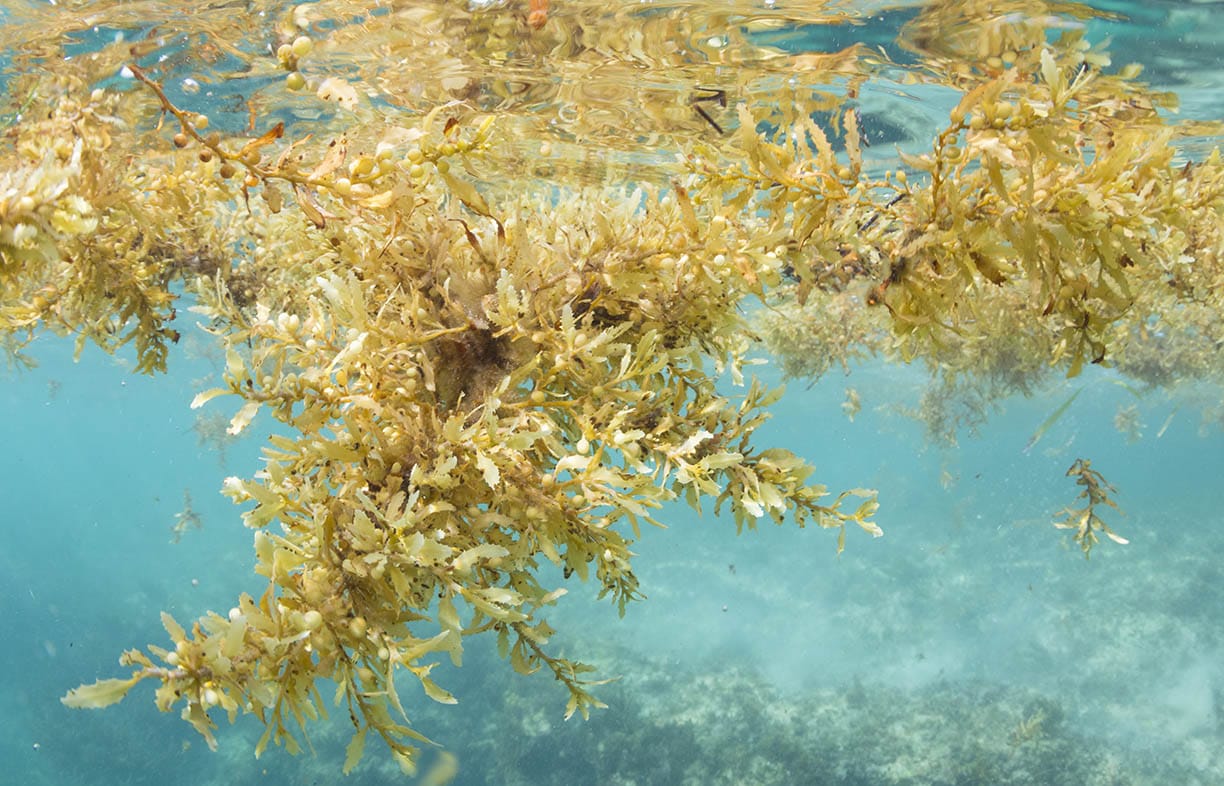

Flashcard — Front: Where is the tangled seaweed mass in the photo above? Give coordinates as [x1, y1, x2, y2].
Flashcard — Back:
[0, 0, 1219, 774]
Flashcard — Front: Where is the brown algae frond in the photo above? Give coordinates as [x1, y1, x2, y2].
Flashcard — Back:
[42, 45, 880, 776]
[1053, 458, 1128, 558]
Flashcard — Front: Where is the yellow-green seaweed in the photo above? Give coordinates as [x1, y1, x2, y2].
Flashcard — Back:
[0, 0, 1217, 775]
[1053, 458, 1128, 558]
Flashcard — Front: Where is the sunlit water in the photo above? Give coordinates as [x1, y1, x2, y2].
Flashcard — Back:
[3, 2, 1223, 785]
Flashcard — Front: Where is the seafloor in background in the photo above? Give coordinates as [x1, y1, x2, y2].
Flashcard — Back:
[2, 1, 1223, 784]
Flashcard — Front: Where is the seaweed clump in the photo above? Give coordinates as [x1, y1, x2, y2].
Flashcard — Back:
[22, 17, 883, 773]
[749, 0, 1224, 443]
[0, 0, 1217, 776]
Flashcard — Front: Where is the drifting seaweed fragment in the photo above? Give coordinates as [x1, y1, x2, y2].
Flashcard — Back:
[170, 489, 203, 544]
[1053, 458, 1128, 558]
[1023, 388, 1082, 455]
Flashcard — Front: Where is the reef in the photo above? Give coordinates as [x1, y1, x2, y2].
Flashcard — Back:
[389, 640, 1204, 786]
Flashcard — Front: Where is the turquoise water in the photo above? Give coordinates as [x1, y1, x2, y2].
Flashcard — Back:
[8, 333, 1224, 784]
[4, 2, 1224, 784]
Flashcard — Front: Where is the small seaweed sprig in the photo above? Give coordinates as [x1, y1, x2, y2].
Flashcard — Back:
[169, 489, 203, 544]
[1053, 458, 1128, 558]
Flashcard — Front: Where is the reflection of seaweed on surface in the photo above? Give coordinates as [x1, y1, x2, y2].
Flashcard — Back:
[170, 489, 202, 544]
